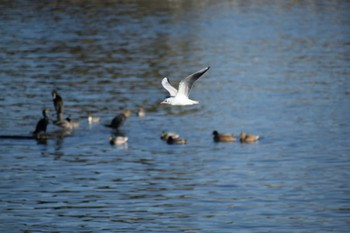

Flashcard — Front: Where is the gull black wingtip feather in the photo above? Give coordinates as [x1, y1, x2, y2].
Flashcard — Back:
[204, 66, 210, 71]
[196, 66, 210, 74]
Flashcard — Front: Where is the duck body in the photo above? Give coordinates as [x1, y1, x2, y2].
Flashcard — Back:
[167, 136, 187, 145]
[109, 135, 128, 145]
[54, 117, 79, 130]
[160, 131, 180, 141]
[54, 119, 72, 130]
[240, 132, 260, 143]
[67, 117, 80, 128]
[88, 113, 100, 124]
[212, 130, 236, 142]
[137, 108, 145, 117]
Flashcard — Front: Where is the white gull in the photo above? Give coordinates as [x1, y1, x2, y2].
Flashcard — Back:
[161, 66, 210, 106]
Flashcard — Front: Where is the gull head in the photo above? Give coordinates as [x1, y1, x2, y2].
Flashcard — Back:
[160, 97, 173, 105]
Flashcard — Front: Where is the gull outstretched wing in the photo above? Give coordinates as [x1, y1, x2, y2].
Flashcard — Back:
[161, 77, 178, 97]
[177, 66, 210, 97]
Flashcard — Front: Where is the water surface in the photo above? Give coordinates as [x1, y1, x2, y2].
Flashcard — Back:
[0, 0, 349, 232]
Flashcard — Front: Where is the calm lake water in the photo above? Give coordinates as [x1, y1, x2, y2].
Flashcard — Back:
[1, 0, 349, 232]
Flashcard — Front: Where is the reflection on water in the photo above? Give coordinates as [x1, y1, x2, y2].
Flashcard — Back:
[1, 0, 350, 232]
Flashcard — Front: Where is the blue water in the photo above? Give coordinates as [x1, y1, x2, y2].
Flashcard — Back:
[0, 1, 349, 232]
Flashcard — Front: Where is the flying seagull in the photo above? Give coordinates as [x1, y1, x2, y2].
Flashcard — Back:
[161, 66, 210, 105]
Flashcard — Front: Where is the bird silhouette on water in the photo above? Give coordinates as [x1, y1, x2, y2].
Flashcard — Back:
[52, 89, 64, 121]
[104, 110, 132, 130]
[212, 130, 236, 142]
[240, 132, 260, 143]
[32, 108, 50, 139]
[167, 136, 187, 145]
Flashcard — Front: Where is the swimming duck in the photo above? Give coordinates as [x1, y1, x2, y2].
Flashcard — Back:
[109, 135, 128, 145]
[54, 117, 79, 130]
[212, 130, 236, 142]
[87, 112, 100, 124]
[160, 131, 180, 140]
[137, 107, 145, 117]
[33, 108, 50, 137]
[240, 131, 260, 143]
[167, 136, 187, 145]
[54, 118, 72, 130]
[51, 89, 64, 121]
[105, 109, 132, 130]
[67, 117, 80, 128]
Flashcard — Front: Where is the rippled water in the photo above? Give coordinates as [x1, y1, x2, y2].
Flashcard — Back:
[1, 0, 349, 232]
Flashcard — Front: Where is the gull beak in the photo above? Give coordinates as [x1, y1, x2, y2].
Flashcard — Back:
[160, 101, 166, 104]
